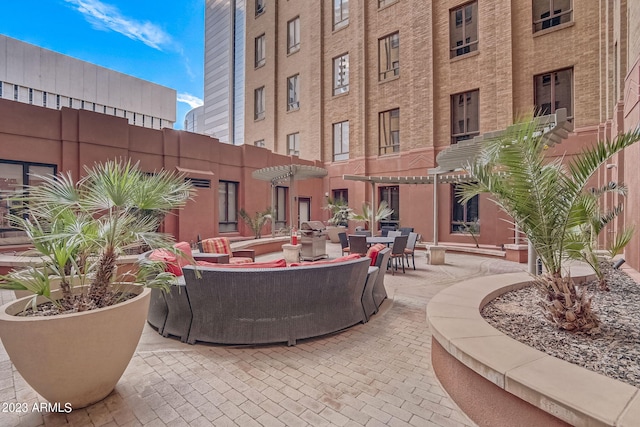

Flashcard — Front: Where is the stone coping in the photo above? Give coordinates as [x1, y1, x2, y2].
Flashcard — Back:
[427, 271, 640, 426]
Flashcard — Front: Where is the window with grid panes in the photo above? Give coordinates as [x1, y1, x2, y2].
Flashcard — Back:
[378, 33, 399, 81]
[333, 121, 349, 161]
[287, 17, 300, 54]
[255, 34, 265, 67]
[451, 184, 479, 233]
[218, 181, 238, 232]
[451, 90, 479, 144]
[333, 0, 349, 29]
[333, 54, 349, 95]
[379, 108, 400, 155]
[533, 0, 572, 32]
[287, 133, 300, 156]
[449, 2, 478, 58]
[254, 86, 265, 120]
[256, 0, 265, 16]
[534, 68, 573, 121]
[287, 74, 299, 111]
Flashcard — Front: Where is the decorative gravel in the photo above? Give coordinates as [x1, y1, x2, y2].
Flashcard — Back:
[482, 263, 640, 388]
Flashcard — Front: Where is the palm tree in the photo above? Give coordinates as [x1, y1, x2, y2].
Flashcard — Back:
[352, 201, 394, 231]
[239, 207, 273, 239]
[2, 159, 195, 312]
[458, 114, 640, 332]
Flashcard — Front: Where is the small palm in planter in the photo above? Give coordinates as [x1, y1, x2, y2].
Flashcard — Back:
[0, 159, 194, 409]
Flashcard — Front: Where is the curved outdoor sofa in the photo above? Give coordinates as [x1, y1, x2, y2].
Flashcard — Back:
[182, 256, 371, 346]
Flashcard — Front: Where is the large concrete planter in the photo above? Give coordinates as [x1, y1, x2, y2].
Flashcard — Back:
[326, 225, 346, 243]
[0, 284, 151, 409]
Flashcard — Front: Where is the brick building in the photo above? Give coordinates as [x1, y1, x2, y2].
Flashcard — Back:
[243, 0, 640, 268]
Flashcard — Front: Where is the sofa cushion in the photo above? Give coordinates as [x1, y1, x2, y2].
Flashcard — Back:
[200, 237, 232, 255]
[148, 249, 183, 276]
[229, 257, 255, 264]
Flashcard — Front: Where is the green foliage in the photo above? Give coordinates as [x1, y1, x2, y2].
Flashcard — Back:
[352, 201, 394, 230]
[323, 197, 354, 226]
[0, 159, 195, 312]
[239, 207, 273, 239]
[458, 114, 640, 278]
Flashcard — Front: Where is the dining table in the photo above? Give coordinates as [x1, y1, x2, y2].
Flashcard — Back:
[366, 236, 396, 247]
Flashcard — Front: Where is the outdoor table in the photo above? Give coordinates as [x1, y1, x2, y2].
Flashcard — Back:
[366, 236, 395, 247]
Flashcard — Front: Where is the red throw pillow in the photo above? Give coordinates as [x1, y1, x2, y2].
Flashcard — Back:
[173, 241, 193, 268]
[366, 243, 385, 266]
[148, 249, 183, 276]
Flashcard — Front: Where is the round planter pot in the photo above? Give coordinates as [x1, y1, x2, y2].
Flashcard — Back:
[326, 225, 346, 243]
[0, 284, 151, 409]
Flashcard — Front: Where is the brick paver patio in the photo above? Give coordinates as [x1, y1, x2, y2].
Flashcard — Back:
[0, 243, 526, 426]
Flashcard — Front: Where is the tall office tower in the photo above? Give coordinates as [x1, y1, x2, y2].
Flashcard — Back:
[204, 0, 245, 144]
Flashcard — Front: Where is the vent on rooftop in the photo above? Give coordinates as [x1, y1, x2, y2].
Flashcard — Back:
[187, 178, 211, 188]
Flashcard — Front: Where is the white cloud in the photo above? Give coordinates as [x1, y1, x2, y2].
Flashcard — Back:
[64, 0, 172, 51]
[177, 93, 204, 109]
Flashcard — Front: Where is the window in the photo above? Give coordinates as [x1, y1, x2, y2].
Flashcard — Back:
[534, 68, 573, 120]
[28, 88, 33, 104]
[333, 121, 349, 161]
[0, 82, 2, 98]
[255, 139, 265, 147]
[450, 2, 478, 58]
[287, 17, 300, 54]
[451, 184, 479, 233]
[42, 92, 47, 107]
[379, 108, 400, 155]
[379, 186, 399, 228]
[14, 85, 18, 101]
[378, 0, 397, 7]
[533, 0, 572, 32]
[287, 74, 300, 111]
[379, 33, 400, 81]
[218, 181, 238, 232]
[287, 133, 300, 156]
[255, 34, 266, 68]
[256, 0, 265, 16]
[333, 0, 349, 29]
[451, 89, 479, 144]
[332, 189, 348, 204]
[333, 53, 349, 95]
[254, 87, 265, 120]
[0, 161, 56, 231]
[275, 186, 288, 230]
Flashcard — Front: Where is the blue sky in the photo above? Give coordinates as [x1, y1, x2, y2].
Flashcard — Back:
[1, 0, 204, 129]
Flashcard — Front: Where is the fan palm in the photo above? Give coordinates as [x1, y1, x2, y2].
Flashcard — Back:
[1, 159, 195, 312]
[352, 201, 394, 231]
[458, 114, 640, 332]
[239, 207, 273, 239]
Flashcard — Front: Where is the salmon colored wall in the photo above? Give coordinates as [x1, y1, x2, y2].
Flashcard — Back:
[0, 99, 324, 244]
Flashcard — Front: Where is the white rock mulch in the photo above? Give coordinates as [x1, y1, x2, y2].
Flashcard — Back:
[482, 263, 640, 388]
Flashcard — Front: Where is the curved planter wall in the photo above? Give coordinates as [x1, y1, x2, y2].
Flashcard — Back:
[427, 272, 640, 427]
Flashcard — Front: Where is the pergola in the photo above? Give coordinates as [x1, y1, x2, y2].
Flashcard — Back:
[343, 109, 574, 247]
[252, 164, 328, 235]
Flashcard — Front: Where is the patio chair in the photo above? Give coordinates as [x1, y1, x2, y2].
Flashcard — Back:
[399, 227, 414, 236]
[348, 234, 368, 256]
[404, 232, 418, 270]
[387, 230, 402, 239]
[199, 236, 255, 264]
[389, 235, 408, 274]
[338, 231, 350, 256]
[380, 226, 396, 237]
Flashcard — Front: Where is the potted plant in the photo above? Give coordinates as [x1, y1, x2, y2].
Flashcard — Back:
[352, 201, 394, 234]
[239, 207, 273, 239]
[0, 159, 194, 409]
[323, 197, 353, 243]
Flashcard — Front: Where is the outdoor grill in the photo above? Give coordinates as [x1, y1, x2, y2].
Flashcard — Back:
[299, 221, 328, 261]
